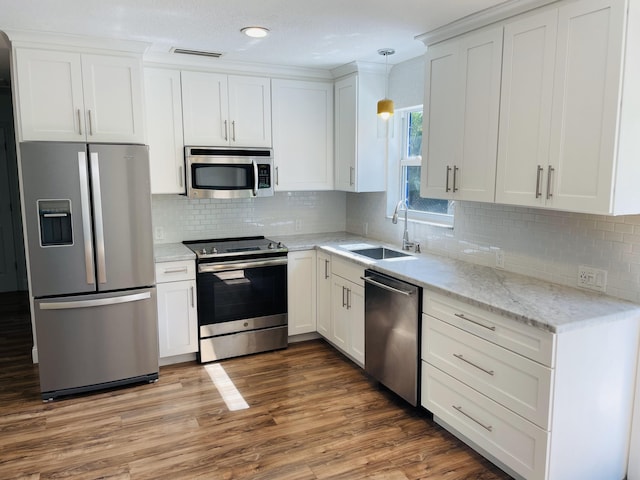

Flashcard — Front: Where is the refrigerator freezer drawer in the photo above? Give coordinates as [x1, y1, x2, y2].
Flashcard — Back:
[35, 287, 159, 400]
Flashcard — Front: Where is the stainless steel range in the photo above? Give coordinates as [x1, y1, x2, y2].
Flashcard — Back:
[183, 236, 288, 362]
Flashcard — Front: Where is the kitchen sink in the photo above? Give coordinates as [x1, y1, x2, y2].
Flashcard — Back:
[350, 247, 411, 260]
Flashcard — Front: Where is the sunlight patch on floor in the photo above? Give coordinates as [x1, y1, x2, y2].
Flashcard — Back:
[204, 363, 249, 411]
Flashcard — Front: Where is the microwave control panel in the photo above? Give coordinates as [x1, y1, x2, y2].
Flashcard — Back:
[257, 164, 271, 189]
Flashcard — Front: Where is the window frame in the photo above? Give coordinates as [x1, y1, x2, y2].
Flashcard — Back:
[392, 107, 454, 228]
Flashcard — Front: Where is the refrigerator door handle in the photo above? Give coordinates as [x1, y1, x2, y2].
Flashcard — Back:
[90, 152, 107, 285]
[78, 152, 95, 285]
[39, 291, 151, 310]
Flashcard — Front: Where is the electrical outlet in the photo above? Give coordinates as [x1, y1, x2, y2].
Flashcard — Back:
[577, 265, 607, 292]
[154, 226, 164, 241]
[363, 222, 368, 236]
[295, 219, 302, 231]
[495, 250, 504, 269]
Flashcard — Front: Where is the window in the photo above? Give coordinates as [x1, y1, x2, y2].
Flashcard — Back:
[393, 107, 453, 226]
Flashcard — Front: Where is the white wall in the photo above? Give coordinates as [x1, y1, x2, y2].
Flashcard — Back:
[152, 191, 347, 243]
[346, 57, 640, 304]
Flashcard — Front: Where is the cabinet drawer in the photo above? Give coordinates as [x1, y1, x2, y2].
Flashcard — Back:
[331, 256, 364, 286]
[424, 291, 555, 367]
[422, 363, 548, 480]
[423, 314, 553, 429]
[155, 260, 195, 283]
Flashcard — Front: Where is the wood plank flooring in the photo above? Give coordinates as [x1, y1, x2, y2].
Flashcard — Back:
[0, 292, 512, 479]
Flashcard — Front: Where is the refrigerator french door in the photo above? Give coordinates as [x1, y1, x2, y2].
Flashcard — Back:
[20, 142, 159, 400]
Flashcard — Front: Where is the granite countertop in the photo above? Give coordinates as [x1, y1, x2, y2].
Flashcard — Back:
[273, 232, 640, 334]
[154, 243, 195, 262]
[155, 232, 640, 333]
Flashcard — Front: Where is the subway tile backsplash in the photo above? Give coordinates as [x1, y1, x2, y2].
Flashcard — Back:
[347, 192, 640, 304]
[152, 191, 347, 243]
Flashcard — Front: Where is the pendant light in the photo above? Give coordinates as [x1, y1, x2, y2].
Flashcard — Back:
[377, 48, 395, 120]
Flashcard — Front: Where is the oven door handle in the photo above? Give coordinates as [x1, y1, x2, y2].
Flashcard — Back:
[198, 257, 287, 273]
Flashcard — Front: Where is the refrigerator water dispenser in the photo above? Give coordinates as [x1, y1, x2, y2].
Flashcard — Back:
[38, 200, 72, 246]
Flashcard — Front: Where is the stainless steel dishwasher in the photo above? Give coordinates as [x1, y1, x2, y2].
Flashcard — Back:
[362, 269, 421, 406]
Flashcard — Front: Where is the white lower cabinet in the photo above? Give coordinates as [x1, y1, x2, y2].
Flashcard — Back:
[155, 260, 198, 361]
[422, 290, 639, 480]
[316, 251, 331, 338]
[328, 256, 365, 366]
[287, 250, 317, 336]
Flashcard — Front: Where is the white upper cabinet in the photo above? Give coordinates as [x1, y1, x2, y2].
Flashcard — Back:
[421, 26, 502, 202]
[424, 0, 640, 215]
[181, 71, 271, 147]
[495, 9, 558, 207]
[14, 48, 145, 143]
[547, 0, 627, 214]
[272, 79, 333, 191]
[497, 0, 631, 214]
[334, 72, 386, 193]
[144, 67, 185, 194]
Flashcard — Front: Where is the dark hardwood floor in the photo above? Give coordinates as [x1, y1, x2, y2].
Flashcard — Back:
[0, 292, 512, 479]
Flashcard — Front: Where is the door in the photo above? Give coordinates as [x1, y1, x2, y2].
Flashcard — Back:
[80, 54, 145, 143]
[35, 287, 158, 396]
[421, 40, 459, 200]
[20, 142, 96, 297]
[548, 0, 624, 213]
[228, 75, 272, 147]
[181, 71, 229, 146]
[0, 128, 18, 291]
[15, 49, 85, 141]
[496, 9, 558, 207]
[88, 144, 154, 291]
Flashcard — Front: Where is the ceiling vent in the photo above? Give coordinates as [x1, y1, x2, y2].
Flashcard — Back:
[171, 48, 223, 58]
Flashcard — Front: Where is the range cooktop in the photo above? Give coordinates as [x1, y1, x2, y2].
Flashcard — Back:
[183, 236, 287, 259]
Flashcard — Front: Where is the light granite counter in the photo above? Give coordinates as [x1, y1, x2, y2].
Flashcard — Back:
[273, 232, 640, 334]
[154, 243, 196, 263]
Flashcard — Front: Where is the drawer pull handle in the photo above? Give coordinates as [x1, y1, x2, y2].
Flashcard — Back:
[452, 405, 493, 432]
[164, 267, 189, 274]
[453, 353, 495, 376]
[454, 313, 496, 331]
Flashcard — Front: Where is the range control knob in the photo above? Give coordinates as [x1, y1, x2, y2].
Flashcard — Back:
[267, 242, 275, 249]
[277, 242, 285, 249]
[200, 248, 207, 255]
[212, 247, 218, 254]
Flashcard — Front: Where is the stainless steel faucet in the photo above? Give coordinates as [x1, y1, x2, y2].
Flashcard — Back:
[392, 199, 417, 251]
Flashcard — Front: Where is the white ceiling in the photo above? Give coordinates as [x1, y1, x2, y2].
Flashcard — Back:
[0, 0, 508, 77]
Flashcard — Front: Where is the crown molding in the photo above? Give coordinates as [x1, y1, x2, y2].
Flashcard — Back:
[416, 0, 559, 46]
[3, 29, 150, 54]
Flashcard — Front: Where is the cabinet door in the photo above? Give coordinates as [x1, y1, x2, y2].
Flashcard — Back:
[157, 279, 198, 358]
[346, 281, 365, 365]
[287, 250, 317, 336]
[334, 75, 357, 192]
[316, 251, 331, 338]
[181, 71, 229, 146]
[145, 68, 185, 194]
[80, 54, 145, 143]
[548, 0, 624, 214]
[15, 48, 85, 141]
[272, 79, 333, 191]
[455, 27, 502, 202]
[495, 9, 558, 207]
[228, 75, 272, 147]
[421, 40, 458, 200]
[331, 278, 349, 351]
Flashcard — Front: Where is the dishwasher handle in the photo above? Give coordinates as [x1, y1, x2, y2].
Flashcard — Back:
[361, 276, 414, 296]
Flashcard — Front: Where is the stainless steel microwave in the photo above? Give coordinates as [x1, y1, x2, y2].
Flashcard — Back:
[185, 147, 274, 199]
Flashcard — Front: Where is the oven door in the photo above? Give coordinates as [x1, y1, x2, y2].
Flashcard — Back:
[197, 258, 288, 337]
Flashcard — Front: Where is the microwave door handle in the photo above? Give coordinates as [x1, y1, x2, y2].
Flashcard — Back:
[252, 160, 258, 196]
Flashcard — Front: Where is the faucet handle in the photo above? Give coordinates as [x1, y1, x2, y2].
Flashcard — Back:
[414, 243, 421, 254]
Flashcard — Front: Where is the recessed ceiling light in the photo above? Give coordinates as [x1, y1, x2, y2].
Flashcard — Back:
[241, 26, 270, 38]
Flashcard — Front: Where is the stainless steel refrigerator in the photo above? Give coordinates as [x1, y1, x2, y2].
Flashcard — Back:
[20, 142, 159, 401]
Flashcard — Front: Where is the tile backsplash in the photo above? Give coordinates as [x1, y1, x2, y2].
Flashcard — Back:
[347, 192, 640, 304]
[152, 191, 347, 243]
